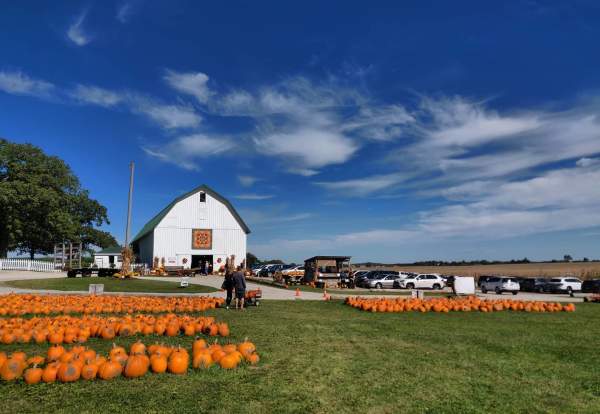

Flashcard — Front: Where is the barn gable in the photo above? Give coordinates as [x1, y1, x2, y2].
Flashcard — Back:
[131, 184, 250, 244]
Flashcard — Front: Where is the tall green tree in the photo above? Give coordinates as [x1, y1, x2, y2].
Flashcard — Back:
[0, 138, 117, 258]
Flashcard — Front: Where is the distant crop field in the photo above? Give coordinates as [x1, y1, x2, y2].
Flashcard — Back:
[360, 262, 600, 279]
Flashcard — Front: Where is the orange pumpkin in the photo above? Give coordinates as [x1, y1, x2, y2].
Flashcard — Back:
[192, 351, 213, 369]
[47, 345, 65, 361]
[124, 354, 149, 378]
[98, 360, 123, 380]
[247, 352, 260, 365]
[238, 339, 256, 357]
[57, 362, 81, 382]
[192, 337, 207, 354]
[81, 363, 99, 380]
[26, 355, 45, 366]
[219, 353, 239, 369]
[150, 353, 168, 374]
[130, 340, 146, 355]
[0, 358, 25, 381]
[42, 363, 60, 383]
[218, 323, 230, 337]
[167, 348, 189, 375]
[24, 365, 43, 384]
[109, 344, 127, 359]
[211, 349, 226, 363]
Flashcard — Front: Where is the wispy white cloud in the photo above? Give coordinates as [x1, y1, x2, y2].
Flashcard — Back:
[164, 70, 213, 104]
[116, 1, 134, 23]
[341, 104, 414, 141]
[315, 173, 410, 196]
[255, 128, 358, 175]
[237, 175, 260, 187]
[131, 96, 201, 129]
[233, 194, 274, 200]
[419, 96, 540, 147]
[70, 84, 123, 107]
[0, 71, 54, 98]
[67, 11, 91, 46]
[209, 77, 368, 174]
[256, 159, 600, 257]
[143, 134, 234, 170]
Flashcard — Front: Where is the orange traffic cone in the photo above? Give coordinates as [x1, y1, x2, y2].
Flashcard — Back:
[323, 289, 328, 300]
[295, 288, 300, 298]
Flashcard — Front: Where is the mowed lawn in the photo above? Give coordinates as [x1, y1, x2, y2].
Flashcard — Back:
[1, 277, 218, 293]
[1, 301, 599, 413]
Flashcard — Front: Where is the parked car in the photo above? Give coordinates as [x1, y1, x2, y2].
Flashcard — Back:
[352, 270, 369, 279]
[480, 277, 520, 295]
[397, 274, 445, 290]
[356, 271, 401, 288]
[392, 272, 417, 288]
[281, 265, 304, 275]
[582, 279, 600, 293]
[519, 277, 549, 293]
[477, 275, 494, 287]
[355, 271, 385, 287]
[257, 264, 288, 277]
[544, 277, 582, 293]
[364, 273, 401, 289]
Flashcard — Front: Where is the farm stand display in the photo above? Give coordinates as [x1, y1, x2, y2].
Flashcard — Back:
[0, 294, 224, 316]
[0, 314, 230, 345]
[0, 338, 260, 383]
[346, 296, 576, 313]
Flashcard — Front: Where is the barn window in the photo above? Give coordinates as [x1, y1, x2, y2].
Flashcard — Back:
[200, 192, 206, 202]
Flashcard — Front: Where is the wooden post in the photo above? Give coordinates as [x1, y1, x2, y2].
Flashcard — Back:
[124, 161, 135, 247]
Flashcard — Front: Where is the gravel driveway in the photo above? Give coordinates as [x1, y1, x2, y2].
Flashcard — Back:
[0, 271, 589, 302]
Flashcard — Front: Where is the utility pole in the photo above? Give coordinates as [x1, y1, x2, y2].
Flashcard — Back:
[125, 162, 135, 247]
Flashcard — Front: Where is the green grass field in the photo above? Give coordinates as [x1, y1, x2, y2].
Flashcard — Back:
[0, 301, 599, 413]
[1, 277, 218, 293]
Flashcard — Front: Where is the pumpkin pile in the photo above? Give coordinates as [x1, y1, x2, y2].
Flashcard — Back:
[346, 296, 577, 313]
[0, 338, 260, 383]
[0, 294, 225, 316]
[0, 314, 230, 345]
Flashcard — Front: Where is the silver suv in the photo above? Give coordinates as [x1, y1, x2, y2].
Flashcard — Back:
[480, 277, 520, 295]
[364, 273, 400, 289]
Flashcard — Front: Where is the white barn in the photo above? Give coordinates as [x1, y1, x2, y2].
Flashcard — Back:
[131, 185, 250, 271]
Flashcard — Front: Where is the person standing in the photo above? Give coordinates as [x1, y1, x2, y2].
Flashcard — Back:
[233, 266, 247, 310]
[222, 270, 235, 309]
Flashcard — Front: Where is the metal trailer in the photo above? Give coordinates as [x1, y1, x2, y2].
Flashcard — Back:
[67, 268, 120, 278]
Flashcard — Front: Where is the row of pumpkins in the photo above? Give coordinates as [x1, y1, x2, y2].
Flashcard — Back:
[345, 296, 577, 313]
[0, 338, 259, 383]
[0, 313, 230, 345]
[0, 294, 225, 316]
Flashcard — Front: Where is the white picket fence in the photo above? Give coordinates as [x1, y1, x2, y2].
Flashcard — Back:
[0, 259, 61, 272]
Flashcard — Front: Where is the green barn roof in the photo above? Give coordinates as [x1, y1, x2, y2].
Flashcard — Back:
[131, 184, 251, 244]
[95, 246, 122, 255]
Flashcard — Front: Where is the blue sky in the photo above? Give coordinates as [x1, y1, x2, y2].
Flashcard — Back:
[2, 1, 600, 262]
